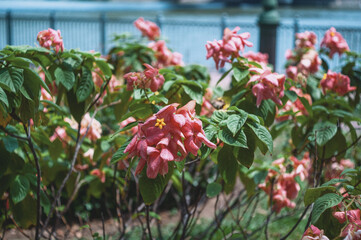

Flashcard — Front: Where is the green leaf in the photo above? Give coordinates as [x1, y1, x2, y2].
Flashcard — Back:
[40, 190, 51, 215]
[226, 114, 247, 136]
[304, 186, 337, 206]
[12, 195, 36, 228]
[110, 138, 132, 164]
[23, 67, 51, 94]
[237, 147, 254, 168]
[67, 90, 85, 123]
[0, 68, 24, 93]
[10, 175, 30, 204]
[3, 136, 18, 152]
[49, 138, 63, 160]
[218, 128, 247, 148]
[218, 145, 238, 193]
[285, 90, 298, 102]
[182, 84, 203, 104]
[312, 121, 337, 147]
[76, 67, 94, 102]
[321, 178, 348, 187]
[233, 68, 249, 83]
[0, 87, 9, 108]
[55, 67, 75, 91]
[204, 124, 219, 140]
[95, 59, 112, 79]
[139, 163, 173, 205]
[211, 110, 228, 123]
[206, 182, 222, 198]
[247, 122, 273, 154]
[311, 193, 343, 224]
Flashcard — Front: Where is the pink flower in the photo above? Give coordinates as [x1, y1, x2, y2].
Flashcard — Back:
[276, 86, 312, 121]
[302, 225, 329, 240]
[124, 64, 165, 92]
[290, 152, 310, 181]
[80, 113, 102, 142]
[320, 70, 356, 96]
[298, 49, 321, 75]
[321, 27, 350, 58]
[258, 157, 304, 213]
[295, 31, 317, 49]
[325, 158, 355, 180]
[243, 51, 269, 64]
[148, 40, 183, 68]
[333, 209, 361, 238]
[206, 27, 253, 70]
[90, 169, 106, 183]
[83, 148, 95, 165]
[247, 67, 285, 107]
[124, 100, 216, 179]
[37, 28, 64, 53]
[119, 117, 138, 135]
[134, 17, 160, 41]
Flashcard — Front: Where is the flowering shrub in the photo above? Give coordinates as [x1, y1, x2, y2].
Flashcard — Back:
[0, 16, 360, 240]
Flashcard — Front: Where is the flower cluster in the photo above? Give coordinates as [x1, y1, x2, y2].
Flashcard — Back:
[37, 28, 64, 54]
[333, 209, 361, 239]
[324, 158, 355, 180]
[124, 64, 165, 92]
[124, 101, 217, 179]
[321, 27, 350, 58]
[302, 225, 329, 240]
[134, 17, 160, 41]
[276, 86, 312, 121]
[148, 40, 183, 68]
[295, 31, 317, 49]
[50, 113, 102, 144]
[259, 153, 310, 213]
[247, 67, 286, 107]
[285, 31, 321, 86]
[206, 27, 253, 70]
[320, 70, 356, 96]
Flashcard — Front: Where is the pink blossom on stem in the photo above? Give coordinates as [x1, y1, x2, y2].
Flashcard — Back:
[320, 70, 356, 96]
[302, 225, 329, 240]
[80, 113, 102, 142]
[247, 67, 285, 107]
[124, 64, 165, 92]
[333, 209, 361, 239]
[134, 17, 160, 41]
[295, 31, 317, 49]
[324, 158, 355, 180]
[37, 28, 64, 53]
[124, 100, 216, 179]
[243, 51, 269, 64]
[206, 27, 253, 70]
[148, 40, 184, 68]
[90, 169, 106, 183]
[321, 27, 350, 58]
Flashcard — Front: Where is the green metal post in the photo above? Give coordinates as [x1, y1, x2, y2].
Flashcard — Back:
[258, 0, 280, 69]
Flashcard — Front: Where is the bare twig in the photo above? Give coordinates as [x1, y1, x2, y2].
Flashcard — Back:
[0, 126, 27, 141]
[265, 179, 275, 240]
[280, 204, 311, 240]
[23, 122, 42, 240]
[145, 205, 153, 240]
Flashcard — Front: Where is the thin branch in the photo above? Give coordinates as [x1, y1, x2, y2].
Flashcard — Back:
[280, 204, 311, 240]
[265, 179, 275, 240]
[101, 212, 106, 240]
[145, 205, 153, 240]
[0, 126, 27, 141]
[23, 122, 42, 240]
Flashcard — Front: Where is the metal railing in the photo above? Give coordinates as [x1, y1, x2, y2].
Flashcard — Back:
[1, 9, 361, 72]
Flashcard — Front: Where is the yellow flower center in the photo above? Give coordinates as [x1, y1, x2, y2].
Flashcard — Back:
[323, 73, 327, 80]
[155, 118, 166, 129]
[330, 31, 335, 37]
[155, 91, 159, 95]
